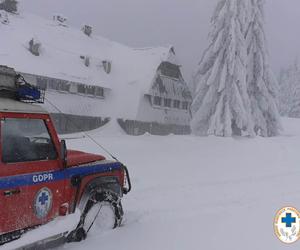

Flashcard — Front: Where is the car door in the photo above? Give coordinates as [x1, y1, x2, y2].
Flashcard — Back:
[0, 113, 66, 234]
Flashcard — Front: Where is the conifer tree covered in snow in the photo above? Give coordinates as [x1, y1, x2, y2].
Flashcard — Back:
[278, 61, 300, 118]
[245, 0, 281, 136]
[191, 0, 254, 137]
[191, 0, 281, 137]
[0, 0, 18, 13]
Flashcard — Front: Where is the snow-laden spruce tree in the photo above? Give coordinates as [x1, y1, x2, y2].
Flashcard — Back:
[278, 61, 300, 118]
[191, 0, 254, 137]
[245, 0, 282, 136]
[0, 0, 18, 13]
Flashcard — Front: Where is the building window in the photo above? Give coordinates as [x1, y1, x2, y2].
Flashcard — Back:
[173, 100, 180, 109]
[86, 86, 96, 95]
[159, 62, 181, 79]
[48, 79, 58, 90]
[35, 76, 104, 98]
[154, 96, 162, 106]
[77, 84, 104, 98]
[42, 78, 69, 92]
[36, 78, 47, 90]
[95, 87, 104, 97]
[58, 81, 70, 92]
[164, 98, 171, 108]
[182, 101, 189, 110]
[77, 84, 86, 94]
[36, 77, 70, 92]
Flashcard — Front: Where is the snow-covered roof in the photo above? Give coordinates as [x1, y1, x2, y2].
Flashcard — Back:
[0, 11, 177, 119]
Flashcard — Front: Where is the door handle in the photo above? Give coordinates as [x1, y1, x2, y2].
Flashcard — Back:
[4, 189, 21, 197]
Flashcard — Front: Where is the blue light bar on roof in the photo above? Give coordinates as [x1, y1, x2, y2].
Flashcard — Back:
[0, 66, 45, 103]
[16, 84, 45, 103]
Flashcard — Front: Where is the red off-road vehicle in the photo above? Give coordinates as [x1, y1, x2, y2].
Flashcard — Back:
[0, 66, 131, 248]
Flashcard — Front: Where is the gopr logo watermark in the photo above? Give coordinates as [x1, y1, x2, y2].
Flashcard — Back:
[274, 207, 300, 244]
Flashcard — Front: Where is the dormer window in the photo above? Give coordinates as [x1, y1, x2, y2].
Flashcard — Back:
[158, 62, 181, 79]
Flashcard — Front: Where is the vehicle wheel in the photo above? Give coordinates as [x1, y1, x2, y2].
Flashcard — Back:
[83, 201, 116, 233]
[68, 190, 123, 242]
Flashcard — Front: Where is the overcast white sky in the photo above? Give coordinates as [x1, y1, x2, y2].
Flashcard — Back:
[20, 0, 300, 81]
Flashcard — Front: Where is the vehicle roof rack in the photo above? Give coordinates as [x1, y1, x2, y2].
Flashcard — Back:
[0, 65, 45, 104]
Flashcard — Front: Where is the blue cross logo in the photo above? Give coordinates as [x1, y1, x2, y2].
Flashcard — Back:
[282, 213, 296, 228]
[38, 192, 49, 205]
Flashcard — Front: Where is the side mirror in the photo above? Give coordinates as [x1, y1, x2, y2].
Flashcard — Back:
[60, 139, 67, 168]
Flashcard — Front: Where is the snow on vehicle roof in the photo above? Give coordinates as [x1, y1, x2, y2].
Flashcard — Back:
[0, 97, 46, 114]
[0, 12, 176, 119]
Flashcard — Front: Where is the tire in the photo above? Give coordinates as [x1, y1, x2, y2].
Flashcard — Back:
[68, 189, 123, 242]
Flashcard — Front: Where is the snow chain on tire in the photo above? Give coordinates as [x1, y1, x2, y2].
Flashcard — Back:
[67, 190, 123, 242]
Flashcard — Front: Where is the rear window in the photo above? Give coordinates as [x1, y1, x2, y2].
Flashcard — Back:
[1, 118, 57, 163]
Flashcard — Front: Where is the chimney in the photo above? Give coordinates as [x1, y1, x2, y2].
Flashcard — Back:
[82, 25, 92, 37]
[102, 60, 112, 74]
[29, 38, 41, 56]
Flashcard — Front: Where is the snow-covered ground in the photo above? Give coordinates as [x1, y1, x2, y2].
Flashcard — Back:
[5, 118, 300, 249]
[55, 118, 300, 250]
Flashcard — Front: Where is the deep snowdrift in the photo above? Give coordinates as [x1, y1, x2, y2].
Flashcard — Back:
[5, 118, 300, 250]
[58, 118, 300, 250]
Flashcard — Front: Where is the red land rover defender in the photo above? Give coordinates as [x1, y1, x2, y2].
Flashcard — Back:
[0, 66, 131, 247]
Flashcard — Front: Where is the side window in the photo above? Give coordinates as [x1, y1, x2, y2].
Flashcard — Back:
[1, 118, 58, 163]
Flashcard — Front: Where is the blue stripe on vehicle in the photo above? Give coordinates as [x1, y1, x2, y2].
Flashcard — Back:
[0, 162, 122, 190]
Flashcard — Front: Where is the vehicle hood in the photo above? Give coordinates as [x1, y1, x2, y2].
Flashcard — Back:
[67, 150, 106, 167]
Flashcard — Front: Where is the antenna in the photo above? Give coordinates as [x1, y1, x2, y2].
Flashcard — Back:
[44, 97, 119, 161]
[45, 97, 132, 194]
